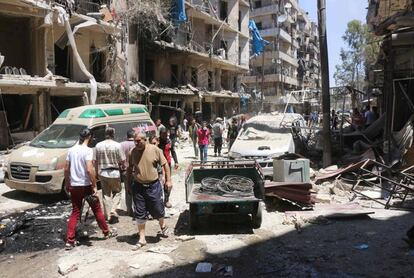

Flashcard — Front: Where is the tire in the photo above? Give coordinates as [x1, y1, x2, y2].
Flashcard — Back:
[252, 202, 263, 229]
[189, 204, 199, 230]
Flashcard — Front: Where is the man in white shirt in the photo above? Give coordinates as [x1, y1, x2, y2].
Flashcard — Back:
[94, 127, 126, 223]
[64, 128, 116, 250]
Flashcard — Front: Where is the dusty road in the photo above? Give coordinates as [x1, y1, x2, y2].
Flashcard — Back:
[1, 142, 414, 278]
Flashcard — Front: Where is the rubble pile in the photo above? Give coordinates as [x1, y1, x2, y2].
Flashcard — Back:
[0, 201, 97, 254]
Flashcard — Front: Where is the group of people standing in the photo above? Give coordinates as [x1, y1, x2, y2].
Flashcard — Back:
[64, 125, 175, 250]
[331, 105, 379, 131]
[187, 115, 245, 162]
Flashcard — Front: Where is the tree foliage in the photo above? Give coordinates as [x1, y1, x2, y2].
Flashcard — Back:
[334, 20, 380, 89]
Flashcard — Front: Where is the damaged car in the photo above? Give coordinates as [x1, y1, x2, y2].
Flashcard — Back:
[228, 113, 308, 178]
[4, 104, 155, 196]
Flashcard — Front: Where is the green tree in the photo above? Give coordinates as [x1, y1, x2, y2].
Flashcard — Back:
[334, 20, 380, 107]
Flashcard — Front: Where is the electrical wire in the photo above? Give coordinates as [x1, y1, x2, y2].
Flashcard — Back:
[198, 175, 254, 198]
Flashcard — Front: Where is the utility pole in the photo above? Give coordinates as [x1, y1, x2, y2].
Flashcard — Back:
[317, 0, 332, 167]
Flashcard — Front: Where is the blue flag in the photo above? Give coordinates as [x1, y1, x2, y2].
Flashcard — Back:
[249, 20, 269, 56]
[172, 0, 187, 23]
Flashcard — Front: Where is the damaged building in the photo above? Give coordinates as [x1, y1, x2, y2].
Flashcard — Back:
[367, 0, 414, 161]
[242, 0, 321, 112]
[131, 0, 250, 122]
[0, 0, 132, 148]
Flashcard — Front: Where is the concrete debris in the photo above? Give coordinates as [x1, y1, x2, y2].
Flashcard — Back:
[147, 245, 178, 254]
[217, 265, 233, 276]
[196, 262, 212, 273]
[176, 235, 195, 242]
[58, 262, 78, 276]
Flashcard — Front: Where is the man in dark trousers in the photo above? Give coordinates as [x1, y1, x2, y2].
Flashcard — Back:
[158, 127, 173, 208]
[64, 128, 116, 250]
[167, 116, 179, 169]
[126, 130, 172, 250]
[120, 129, 136, 216]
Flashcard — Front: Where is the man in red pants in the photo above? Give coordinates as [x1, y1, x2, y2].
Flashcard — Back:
[64, 128, 116, 250]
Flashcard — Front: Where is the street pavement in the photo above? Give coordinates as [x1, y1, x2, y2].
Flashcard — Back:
[0, 140, 413, 277]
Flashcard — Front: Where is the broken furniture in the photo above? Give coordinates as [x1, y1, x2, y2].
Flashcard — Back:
[352, 159, 414, 208]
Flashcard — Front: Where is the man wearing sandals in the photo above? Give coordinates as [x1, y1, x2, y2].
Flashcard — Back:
[126, 130, 172, 250]
[64, 128, 116, 250]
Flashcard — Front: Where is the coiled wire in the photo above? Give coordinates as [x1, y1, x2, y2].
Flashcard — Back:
[199, 175, 254, 197]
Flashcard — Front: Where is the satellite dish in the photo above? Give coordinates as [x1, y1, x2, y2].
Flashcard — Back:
[284, 3, 292, 9]
[277, 14, 287, 23]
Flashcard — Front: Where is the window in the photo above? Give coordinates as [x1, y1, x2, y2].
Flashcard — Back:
[208, 71, 213, 91]
[108, 121, 156, 141]
[191, 67, 197, 86]
[90, 125, 106, 148]
[171, 64, 179, 87]
[90, 44, 105, 82]
[233, 76, 238, 91]
[30, 124, 87, 149]
[238, 11, 242, 31]
[256, 22, 262, 30]
[219, 1, 228, 21]
[254, 1, 262, 8]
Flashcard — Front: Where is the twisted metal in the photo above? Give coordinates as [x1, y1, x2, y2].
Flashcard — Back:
[199, 175, 254, 197]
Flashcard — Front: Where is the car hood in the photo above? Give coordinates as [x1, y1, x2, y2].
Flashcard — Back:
[7, 145, 67, 167]
[230, 133, 295, 157]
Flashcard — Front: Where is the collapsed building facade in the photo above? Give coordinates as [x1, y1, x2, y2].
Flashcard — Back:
[242, 0, 321, 112]
[0, 0, 131, 148]
[131, 0, 250, 122]
[367, 0, 414, 160]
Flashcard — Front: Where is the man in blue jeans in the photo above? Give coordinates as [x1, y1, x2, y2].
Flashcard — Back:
[126, 130, 172, 250]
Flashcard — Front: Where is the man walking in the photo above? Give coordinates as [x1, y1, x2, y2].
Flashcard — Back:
[155, 119, 165, 137]
[167, 116, 179, 168]
[212, 117, 224, 156]
[158, 127, 174, 208]
[227, 118, 238, 151]
[64, 129, 116, 250]
[94, 127, 125, 223]
[120, 129, 136, 216]
[197, 121, 210, 162]
[189, 118, 200, 158]
[126, 130, 172, 250]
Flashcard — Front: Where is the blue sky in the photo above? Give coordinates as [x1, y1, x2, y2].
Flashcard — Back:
[298, 0, 368, 85]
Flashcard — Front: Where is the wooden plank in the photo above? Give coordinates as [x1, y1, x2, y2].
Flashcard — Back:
[23, 104, 33, 130]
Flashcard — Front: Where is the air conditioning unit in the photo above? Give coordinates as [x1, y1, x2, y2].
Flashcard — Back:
[273, 158, 310, 183]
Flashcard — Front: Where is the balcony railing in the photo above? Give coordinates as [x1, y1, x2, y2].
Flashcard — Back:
[74, 0, 110, 15]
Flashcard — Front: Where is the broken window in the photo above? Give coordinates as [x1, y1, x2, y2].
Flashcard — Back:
[239, 47, 242, 65]
[144, 59, 154, 86]
[208, 71, 213, 91]
[238, 11, 242, 31]
[219, 0, 228, 22]
[54, 45, 71, 78]
[220, 40, 228, 59]
[254, 1, 262, 8]
[256, 22, 262, 30]
[171, 64, 179, 87]
[191, 67, 197, 86]
[90, 44, 105, 82]
[233, 76, 238, 91]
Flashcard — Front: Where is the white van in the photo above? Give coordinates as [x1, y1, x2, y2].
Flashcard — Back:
[5, 104, 155, 195]
[228, 113, 307, 178]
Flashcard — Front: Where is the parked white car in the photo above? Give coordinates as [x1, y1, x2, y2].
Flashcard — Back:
[228, 113, 307, 178]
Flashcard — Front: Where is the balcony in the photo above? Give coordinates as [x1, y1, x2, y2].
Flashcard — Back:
[263, 51, 298, 67]
[242, 73, 299, 87]
[74, 0, 111, 15]
[251, 4, 278, 17]
[260, 27, 292, 42]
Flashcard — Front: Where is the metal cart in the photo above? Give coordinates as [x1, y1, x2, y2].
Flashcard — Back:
[185, 160, 265, 229]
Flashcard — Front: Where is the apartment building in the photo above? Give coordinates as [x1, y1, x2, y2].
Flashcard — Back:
[139, 0, 250, 122]
[0, 0, 131, 147]
[367, 0, 414, 133]
[242, 0, 320, 112]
